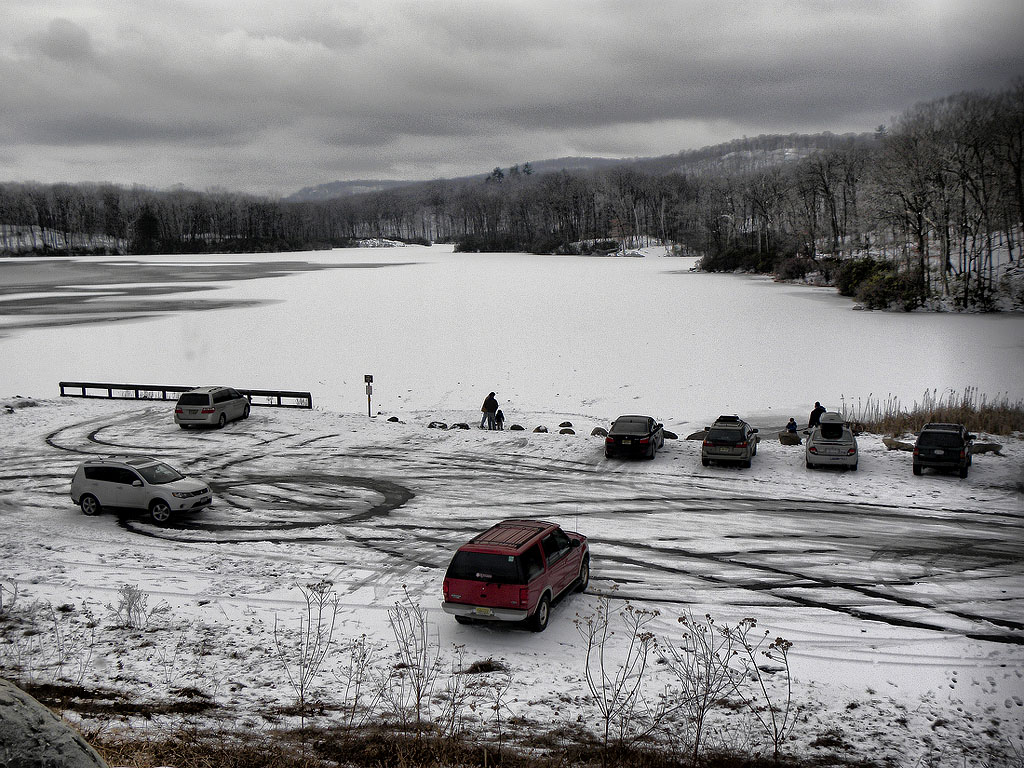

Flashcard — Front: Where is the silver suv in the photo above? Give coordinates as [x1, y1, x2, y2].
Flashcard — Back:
[174, 386, 249, 428]
[701, 415, 758, 468]
[70, 456, 212, 524]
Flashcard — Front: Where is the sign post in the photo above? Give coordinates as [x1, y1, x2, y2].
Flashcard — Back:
[364, 374, 373, 417]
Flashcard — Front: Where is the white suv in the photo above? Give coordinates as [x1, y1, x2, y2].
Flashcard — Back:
[70, 457, 212, 524]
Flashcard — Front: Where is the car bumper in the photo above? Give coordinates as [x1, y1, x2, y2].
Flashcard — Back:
[914, 459, 965, 470]
[702, 450, 750, 463]
[807, 453, 857, 467]
[171, 496, 212, 511]
[441, 602, 528, 622]
[175, 413, 219, 426]
[605, 443, 652, 457]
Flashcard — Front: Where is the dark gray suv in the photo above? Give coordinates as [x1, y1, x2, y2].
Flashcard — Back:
[913, 423, 976, 478]
[174, 386, 249, 429]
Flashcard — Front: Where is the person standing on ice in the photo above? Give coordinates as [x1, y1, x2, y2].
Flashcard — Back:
[494, 409, 505, 430]
[481, 392, 498, 430]
[808, 402, 826, 429]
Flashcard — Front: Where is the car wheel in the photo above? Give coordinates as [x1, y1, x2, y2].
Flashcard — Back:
[149, 500, 172, 524]
[79, 494, 101, 516]
[959, 465, 969, 479]
[851, 462, 858, 472]
[576, 557, 590, 593]
[701, 457, 709, 467]
[605, 451, 613, 459]
[742, 459, 751, 469]
[243, 404, 250, 419]
[454, 615, 474, 625]
[806, 460, 813, 469]
[178, 424, 188, 430]
[529, 594, 551, 632]
[217, 413, 227, 429]
[647, 443, 656, 459]
[912, 464, 922, 476]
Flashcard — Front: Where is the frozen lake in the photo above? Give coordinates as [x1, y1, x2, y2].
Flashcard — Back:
[1, 244, 1021, 427]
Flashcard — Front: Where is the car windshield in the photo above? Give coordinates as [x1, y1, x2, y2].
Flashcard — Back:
[918, 432, 963, 448]
[446, 552, 524, 584]
[136, 462, 184, 484]
[177, 393, 209, 406]
[610, 418, 648, 435]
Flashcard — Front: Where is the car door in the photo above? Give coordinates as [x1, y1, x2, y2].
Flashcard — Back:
[541, 530, 577, 595]
[115, 468, 147, 510]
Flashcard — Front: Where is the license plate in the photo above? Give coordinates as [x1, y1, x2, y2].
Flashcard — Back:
[188, 409, 198, 415]
[622, 439, 631, 445]
[718, 447, 731, 453]
[823, 447, 842, 455]
[474, 606, 493, 616]
[934, 449, 944, 455]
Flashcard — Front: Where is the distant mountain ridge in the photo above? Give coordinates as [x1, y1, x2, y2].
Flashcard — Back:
[285, 131, 874, 202]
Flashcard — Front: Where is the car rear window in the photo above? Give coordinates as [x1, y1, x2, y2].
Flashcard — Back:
[918, 432, 963, 448]
[611, 418, 648, 435]
[446, 551, 525, 584]
[177, 393, 210, 406]
[820, 423, 845, 440]
[707, 428, 742, 442]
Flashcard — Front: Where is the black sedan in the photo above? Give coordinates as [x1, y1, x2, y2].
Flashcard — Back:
[605, 415, 665, 459]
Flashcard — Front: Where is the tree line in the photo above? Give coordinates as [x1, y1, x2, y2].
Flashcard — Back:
[2, 81, 1021, 309]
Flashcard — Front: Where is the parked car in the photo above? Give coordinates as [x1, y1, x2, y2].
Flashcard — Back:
[605, 415, 665, 459]
[174, 386, 249, 428]
[913, 423, 976, 478]
[701, 415, 758, 468]
[805, 412, 858, 470]
[441, 519, 589, 632]
[70, 456, 212, 524]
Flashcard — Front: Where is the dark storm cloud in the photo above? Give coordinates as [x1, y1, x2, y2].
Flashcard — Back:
[1, 0, 1022, 194]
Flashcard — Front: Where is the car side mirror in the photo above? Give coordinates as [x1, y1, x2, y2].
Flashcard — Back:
[752, 428, 759, 433]
[570, 539, 580, 548]
[132, 480, 143, 487]
[967, 434, 977, 440]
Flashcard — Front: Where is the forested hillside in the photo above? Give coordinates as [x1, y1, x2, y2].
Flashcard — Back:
[2, 82, 1021, 310]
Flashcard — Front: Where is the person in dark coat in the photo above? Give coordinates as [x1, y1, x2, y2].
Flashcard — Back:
[786, 418, 798, 434]
[808, 402, 826, 429]
[481, 392, 498, 430]
[494, 409, 505, 430]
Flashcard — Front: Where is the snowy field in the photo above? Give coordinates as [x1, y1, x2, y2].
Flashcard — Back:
[1, 244, 1023, 763]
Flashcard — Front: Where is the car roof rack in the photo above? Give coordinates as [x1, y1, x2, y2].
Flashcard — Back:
[714, 415, 741, 422]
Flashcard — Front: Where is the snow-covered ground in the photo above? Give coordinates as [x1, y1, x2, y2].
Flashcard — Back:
[1, 245, 1022, 763]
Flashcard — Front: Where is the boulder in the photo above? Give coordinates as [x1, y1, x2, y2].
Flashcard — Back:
[559, 428, 575, 435]
[971, 442, 1003, 456]
[591, 427, 608, 437]
[449, 422, 470, 430]
[663, 430, 678, 440]
[509, 424, 525, 431]
[427, 421, 447, 430]
[387, 416, 401, 423]
[882, 437, 915, 452]
[778, 431, 802, 445]
[559, 421, 573, 428]
[533, 426, 548, 433]
[0, 677, 108, 767]
[685, 430, 708, 441]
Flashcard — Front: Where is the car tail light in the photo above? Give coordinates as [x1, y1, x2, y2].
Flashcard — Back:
[201, 408, 215, 414]
[174, 408, 183, 414]
[605, 436, 614, 443]
[518, 587, 528, 606]
[848, 448, 857, 455]
[639, 438, 649, 444]
[808, 446, 818, 454]
[913, 447, 920, 457]
[442, 580, 449, 598]
[702, 440, 713, 447]
[736, 441, 747, 448]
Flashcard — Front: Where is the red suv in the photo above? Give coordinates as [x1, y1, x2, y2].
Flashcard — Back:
[442, 519, 589, 632]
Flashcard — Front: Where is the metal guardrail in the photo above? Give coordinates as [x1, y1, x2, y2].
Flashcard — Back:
[58, 381, 313, 409]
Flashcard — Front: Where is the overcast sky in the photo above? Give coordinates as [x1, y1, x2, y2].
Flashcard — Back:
[3, 1, 1023, 197]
